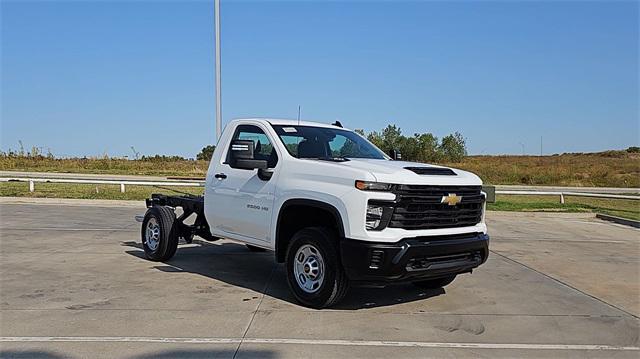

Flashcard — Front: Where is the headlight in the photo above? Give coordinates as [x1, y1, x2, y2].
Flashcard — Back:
[365, 203, 393, 231]
[366, 205, 384, 230]
[355, 180, 393, 191]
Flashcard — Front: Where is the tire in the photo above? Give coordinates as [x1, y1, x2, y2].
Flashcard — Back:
[412, 275, 457, 289]
[246, 244, 267, 252]
[141, 206, 179, 261]
[285, 227, 349, 308]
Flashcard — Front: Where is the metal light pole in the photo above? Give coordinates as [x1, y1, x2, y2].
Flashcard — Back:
[214, 0, 222, 141]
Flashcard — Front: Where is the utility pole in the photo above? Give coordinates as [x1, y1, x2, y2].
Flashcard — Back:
[214, 0, 222, 141]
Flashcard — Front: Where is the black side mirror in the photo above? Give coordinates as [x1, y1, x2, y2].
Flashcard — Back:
[258, 168, 274, 181]
[389, 149, 402, 160]
[229, 140, 268, 170]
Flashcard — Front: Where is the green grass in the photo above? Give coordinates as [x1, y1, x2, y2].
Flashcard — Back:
[0, 182, 203, 201]
[488, 195, 640, 221]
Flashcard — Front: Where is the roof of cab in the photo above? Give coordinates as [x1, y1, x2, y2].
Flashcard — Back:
[231, 118, 345, 129]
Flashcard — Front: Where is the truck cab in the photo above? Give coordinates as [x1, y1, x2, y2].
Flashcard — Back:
[140, 118, 489, 308]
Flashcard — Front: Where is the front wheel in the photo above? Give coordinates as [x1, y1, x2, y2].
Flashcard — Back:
[141, 206, 179, 261]
[412, 275, 457, 289]
[285, 227, 349, 309]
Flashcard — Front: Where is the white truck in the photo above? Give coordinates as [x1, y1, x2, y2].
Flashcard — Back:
[140, 118, 489, 308]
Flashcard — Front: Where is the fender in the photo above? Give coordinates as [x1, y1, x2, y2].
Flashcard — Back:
[274, 198, 346, 262]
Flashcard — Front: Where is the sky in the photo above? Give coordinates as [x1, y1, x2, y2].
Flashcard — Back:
[1, 0, 638, 158]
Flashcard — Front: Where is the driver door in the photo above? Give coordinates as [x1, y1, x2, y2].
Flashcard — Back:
[209, 124, 279, 242]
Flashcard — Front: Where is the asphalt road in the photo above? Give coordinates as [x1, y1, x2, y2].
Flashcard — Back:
[0, 199, 638, 358]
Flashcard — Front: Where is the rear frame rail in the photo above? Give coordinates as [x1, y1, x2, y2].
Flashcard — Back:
[145, 194, 218, 242]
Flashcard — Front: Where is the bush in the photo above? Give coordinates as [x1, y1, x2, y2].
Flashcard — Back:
[197, 145, 216, 161]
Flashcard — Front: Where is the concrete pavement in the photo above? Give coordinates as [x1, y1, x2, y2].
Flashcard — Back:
[0, 202, 638, 358]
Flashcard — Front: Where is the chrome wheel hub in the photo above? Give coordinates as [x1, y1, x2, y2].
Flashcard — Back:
[145, 217, 160, 251]
[294, 244, 325, 293]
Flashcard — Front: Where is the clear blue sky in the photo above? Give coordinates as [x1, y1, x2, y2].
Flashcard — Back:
[1, 0, 638, 158]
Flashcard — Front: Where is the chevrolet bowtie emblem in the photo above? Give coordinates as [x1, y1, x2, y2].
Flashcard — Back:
[441, 193, 462, 206]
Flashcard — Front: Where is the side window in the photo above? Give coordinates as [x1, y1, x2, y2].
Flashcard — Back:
[228, 125, 278, 168]
[280, 135, 300, 157]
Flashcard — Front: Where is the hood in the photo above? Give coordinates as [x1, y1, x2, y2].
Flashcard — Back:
[339, 159, 483, 186]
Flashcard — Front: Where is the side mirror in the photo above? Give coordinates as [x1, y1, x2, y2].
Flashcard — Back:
[229, 140, 268, 170]
[389, 149, 402, 160]
[258, 168, 274, 181]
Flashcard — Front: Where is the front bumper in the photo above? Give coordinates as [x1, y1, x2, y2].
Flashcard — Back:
[340, 232, 489, 285]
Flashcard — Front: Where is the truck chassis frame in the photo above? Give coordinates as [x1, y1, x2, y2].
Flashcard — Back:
[145, 194, 218, 242]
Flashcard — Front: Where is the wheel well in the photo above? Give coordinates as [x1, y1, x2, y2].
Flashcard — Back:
[275, 200, 344, 263]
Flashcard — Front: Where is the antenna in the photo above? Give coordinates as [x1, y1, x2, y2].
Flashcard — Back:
[297, 105, 301, 125]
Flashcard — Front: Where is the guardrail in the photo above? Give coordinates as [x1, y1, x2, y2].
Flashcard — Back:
[0, 177, 204, 193]
[1, 177, 638, 202]
[495, 190, 639, 203]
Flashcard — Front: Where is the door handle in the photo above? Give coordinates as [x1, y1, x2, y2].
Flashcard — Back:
[214, 173, 227, 180]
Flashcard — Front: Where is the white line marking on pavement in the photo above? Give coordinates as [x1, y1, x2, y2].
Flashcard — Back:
[1, 337, 638, 351]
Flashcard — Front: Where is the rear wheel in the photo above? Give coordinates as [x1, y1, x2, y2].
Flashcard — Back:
[141, 206, 179, 261]
[285, 227, 349, 308]
[412, 275, 457, 289]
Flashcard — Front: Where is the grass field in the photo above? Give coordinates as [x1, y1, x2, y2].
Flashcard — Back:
[2, 182, 638, 220]
[488, 195, 640, 221]
[445, 151, 640, 188]
[2, 150, 639, 187]
[0, 182, 203, 201]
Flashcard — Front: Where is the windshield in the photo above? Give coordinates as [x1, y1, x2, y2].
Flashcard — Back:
[271, 125, 388, 160]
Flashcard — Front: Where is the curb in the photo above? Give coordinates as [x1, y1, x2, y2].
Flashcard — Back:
[595, 213, 640, 228]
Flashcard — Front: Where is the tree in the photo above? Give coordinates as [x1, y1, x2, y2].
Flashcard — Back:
[398, 135, 419, 162]
[439, 132, 467, 162]
[381, 125, 403, 154]
[416, 133, 440, 162]
[197, 145, 216, 161]
[357, 124, 467, 163]
[367, 131, 384, 150]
